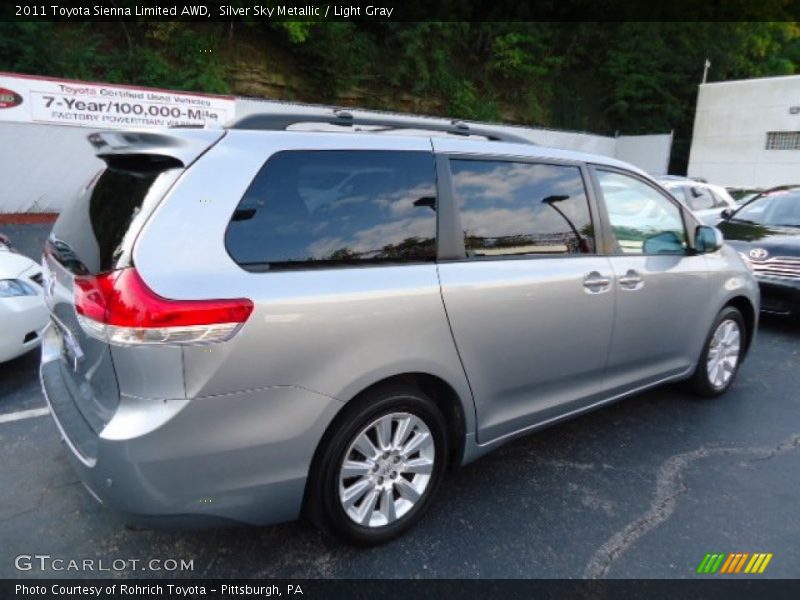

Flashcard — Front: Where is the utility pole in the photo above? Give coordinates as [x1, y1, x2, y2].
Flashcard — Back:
[702, 58, 711, 84]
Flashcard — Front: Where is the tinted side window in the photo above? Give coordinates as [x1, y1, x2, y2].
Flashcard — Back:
[597, 170, 687, 255]
[450, 160, 594, 257]
[226, 151, 437, 270]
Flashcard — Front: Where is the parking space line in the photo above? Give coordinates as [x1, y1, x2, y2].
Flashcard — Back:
[0, 407, 50, 424]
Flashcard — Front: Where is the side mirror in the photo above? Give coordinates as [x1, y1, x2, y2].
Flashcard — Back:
[695, 225, 724, 253]
[720, 208, 734, 220]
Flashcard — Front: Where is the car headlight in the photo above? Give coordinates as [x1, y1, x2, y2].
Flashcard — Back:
[0, 279, 37, 297]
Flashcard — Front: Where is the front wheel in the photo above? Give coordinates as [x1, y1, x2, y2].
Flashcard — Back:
[688, 306, 746, 397]
[306, 384, 448, 545]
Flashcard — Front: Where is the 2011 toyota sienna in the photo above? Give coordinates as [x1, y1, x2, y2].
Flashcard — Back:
[40, 110, 759, 545]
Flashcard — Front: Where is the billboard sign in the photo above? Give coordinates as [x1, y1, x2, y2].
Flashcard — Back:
[0, 72, 235, 129]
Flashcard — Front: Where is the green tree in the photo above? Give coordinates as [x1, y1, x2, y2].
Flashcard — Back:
[0, 20, 797, 173]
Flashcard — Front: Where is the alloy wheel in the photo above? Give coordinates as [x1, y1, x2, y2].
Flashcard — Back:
[706, 319, 742, 389]
[338, 412, 435, 528]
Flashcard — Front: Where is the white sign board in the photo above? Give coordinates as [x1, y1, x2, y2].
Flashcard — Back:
[0, 72, 235, 129]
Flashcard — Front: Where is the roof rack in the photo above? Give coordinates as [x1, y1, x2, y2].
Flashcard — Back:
[227, 109, 534, 145]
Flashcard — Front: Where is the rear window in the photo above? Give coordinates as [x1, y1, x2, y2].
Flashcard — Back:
[225, 150, 437, 271]
[49, 156, 181, 275]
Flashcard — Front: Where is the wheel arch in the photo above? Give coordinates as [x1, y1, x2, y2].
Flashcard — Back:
[724, 295, 757, 357]
[302, 371, 469, 521]
[319, 372, 466, 471]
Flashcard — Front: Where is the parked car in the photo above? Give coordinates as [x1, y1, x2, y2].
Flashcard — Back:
[717, 186, 800, 317]
[0, 233, 15, 252]
[658, 177, 738, 225]
[0, 244, 48, 363]
[40, 111, 759, 545]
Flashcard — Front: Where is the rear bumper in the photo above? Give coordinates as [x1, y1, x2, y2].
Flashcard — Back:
[41, 352, 342, 528]
[756, 277, 800, 316]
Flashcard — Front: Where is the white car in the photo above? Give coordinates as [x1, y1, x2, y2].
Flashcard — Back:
[0, 248, 48, 362]
[659, 178, 738, 225]
[0, 233, 13, 252]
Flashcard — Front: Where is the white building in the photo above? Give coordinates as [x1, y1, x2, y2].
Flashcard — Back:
[688, 74, 800, 188]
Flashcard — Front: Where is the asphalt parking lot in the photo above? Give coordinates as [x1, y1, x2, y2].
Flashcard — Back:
[1, 224, 798, 579]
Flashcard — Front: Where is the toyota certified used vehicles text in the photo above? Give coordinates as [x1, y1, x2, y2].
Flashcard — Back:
[718, 186, 800, 317]
[40, 111, 759, 544]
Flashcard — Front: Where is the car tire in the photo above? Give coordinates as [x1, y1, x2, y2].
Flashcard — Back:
[688, 306, 746, 398]
[306, 383, 448, 546]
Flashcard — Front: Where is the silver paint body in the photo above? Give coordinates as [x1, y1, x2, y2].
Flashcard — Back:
[40, 129, 760, 526]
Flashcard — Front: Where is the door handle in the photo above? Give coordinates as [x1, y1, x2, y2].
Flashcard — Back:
[583, 271, 612, 294]
[618, 269, 644, 290]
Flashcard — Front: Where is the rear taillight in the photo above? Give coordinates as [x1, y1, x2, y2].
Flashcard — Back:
[74, 268, 253, 346]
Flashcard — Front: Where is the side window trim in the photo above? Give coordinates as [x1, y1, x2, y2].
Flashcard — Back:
[434, 153, 465, 260]
[438, 153, 598, 261]
[588, 164, 692, 256]
[580, 163, 614, 256]
[585, 165, 618, 256]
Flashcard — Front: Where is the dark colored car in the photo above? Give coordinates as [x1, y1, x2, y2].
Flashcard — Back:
[718, 186, 800, 316]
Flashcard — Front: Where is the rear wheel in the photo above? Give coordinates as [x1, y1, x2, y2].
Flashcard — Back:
[307, 384, 448, 545]
[688, 306, 746, 397]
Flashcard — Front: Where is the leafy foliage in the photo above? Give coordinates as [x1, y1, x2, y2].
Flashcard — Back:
[0, 21, 797, 171]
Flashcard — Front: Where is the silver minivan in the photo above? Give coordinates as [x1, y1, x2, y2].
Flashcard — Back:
[40, 111, 759, 544]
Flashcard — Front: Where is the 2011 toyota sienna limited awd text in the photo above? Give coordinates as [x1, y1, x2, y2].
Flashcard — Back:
[40, 111, 759, 544]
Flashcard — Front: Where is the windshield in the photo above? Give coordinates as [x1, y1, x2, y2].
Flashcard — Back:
[733, 190, 800, 228]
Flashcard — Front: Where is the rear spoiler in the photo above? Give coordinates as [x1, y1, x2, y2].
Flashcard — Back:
[87, 129, 226, 167]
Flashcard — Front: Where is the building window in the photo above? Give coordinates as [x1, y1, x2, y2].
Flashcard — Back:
[766, 131, 800, 150]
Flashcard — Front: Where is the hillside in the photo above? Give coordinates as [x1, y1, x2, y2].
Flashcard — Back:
[1, 21, 798, 171]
